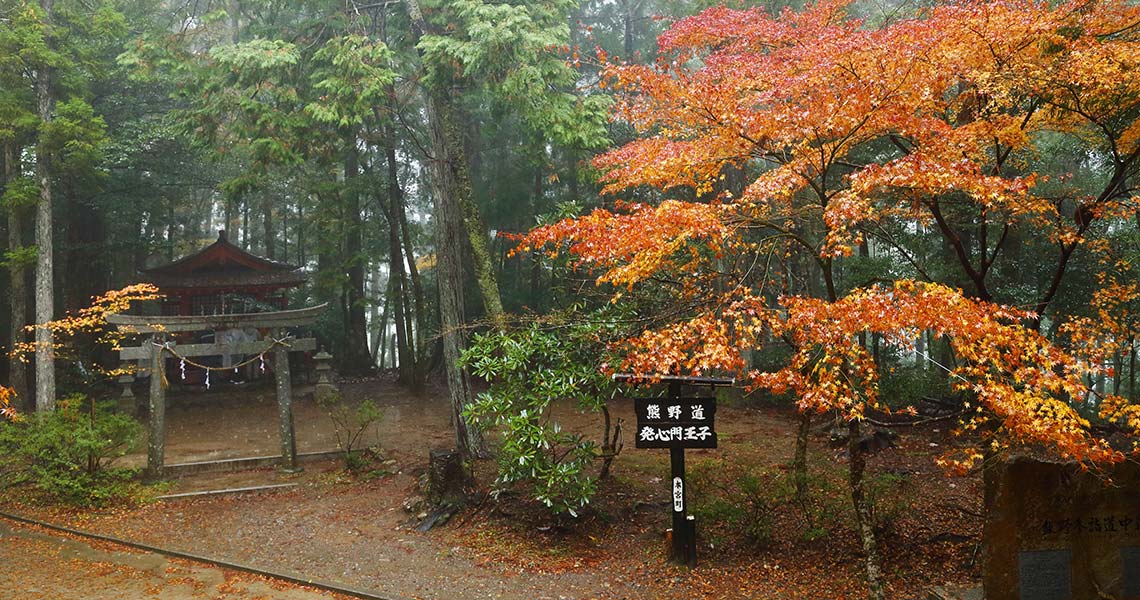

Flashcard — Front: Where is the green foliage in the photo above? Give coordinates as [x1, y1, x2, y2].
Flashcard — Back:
[460, 314, 622, 517]
[207, 38, 299, 71]
[306, 35, 395, 128]
[41, 97, 107, 175]
[418, 0, 611, 150]
[688, 460, 779, 547]
[316, 392, 384, 471]
[878, 364, 951, 411]
[0, 176, 37, 210]
[865, 471, 912, 535]
[690, 454, 911, 546]
[0, 245, 37, 270]
[0, 395, 144, 507]
[688, 459, 846, 546]
[187, 39, 306, 167]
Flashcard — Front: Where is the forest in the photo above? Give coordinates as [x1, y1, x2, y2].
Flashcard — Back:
[1, 0, 1139, 598]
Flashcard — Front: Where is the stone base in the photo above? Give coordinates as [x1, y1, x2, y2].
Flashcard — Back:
[314, 383, 338, 403]
[983, 457, 1140, 600]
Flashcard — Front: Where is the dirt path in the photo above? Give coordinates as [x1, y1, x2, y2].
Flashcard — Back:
[23, 474, 649, 600]
[10, 382, 653, 599]
[3, 379, 983, 600]
[2, 479, 652, 600]
[0, 519, 352, 600]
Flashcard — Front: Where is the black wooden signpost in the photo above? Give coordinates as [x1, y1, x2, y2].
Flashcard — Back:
[615, 374, 734, 567]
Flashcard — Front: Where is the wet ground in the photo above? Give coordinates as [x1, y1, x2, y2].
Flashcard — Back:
[3, 378, 984, 600]
[0, 519, 357, 600]
[120, 379, 452, 468]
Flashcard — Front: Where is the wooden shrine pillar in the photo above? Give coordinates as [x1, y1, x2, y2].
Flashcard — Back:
[274, 329, 299, 472]
[147, 334, 167, 480]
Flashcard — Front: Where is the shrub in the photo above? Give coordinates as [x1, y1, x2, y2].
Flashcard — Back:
[0, 395, 143, 507]
[688, 460, 783, 547]
[316, 392, 384, 471]
[866, 471, 913, 535]
[460, 314, 623, 518]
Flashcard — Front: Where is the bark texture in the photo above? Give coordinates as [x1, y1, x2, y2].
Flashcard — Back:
[406, 0, 487, 459]
[34, 0, 56, 412]
[4, 144, 30, 407]
[383, 121, 415, 388]
[848, 419, 885, 600]
[340, 141, 373, 374]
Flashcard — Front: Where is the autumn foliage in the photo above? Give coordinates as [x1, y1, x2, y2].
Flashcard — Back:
[0, 386, 16, 421]
[10, 284, 163, 378]
[519, 0, 1140, 470]
[12, 284, 163, 358]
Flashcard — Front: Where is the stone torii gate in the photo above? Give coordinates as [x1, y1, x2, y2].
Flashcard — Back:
[107, 304, 326, 479]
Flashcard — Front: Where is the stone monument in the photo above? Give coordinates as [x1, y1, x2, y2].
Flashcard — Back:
[984, 456, 1140, 600]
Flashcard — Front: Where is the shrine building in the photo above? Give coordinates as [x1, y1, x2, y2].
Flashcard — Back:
[139, 230, 306, 316]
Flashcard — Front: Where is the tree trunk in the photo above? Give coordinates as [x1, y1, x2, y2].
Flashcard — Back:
[298, 200, 306, 266]
[406, 0, 488, 459]
[4, 143, 30, 408]
[379, 20, 425, 388]
[34, 0, 56, 412]
[1112, 350, 1122, 396]
[459, 149, 504, 325]
[226, 0, 240, 44]
[368, 268, 382, 363]
[424, 91, 487, 459]
[1129, 340, 1136, 403]
[848, 419, 886, 600]
[402, 4, 502, 325]
[281, 192, 289, 267]
[622, 0, 634, 58]
[261, 192, 274, 260]
[792, 411, 811, 504]
[382, 120, 418, 389]
[915, 327, 927, 371]
[63, 180, 102, 318]
[373, 276, 392, 368]
[528, 155, 544, 308]
[395, 161, 426, 377]
[341, 140, 373, 374]
[383, 186, 412, 384]
[241, 197, 249, 249]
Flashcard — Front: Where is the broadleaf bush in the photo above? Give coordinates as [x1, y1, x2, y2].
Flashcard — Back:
[460, 312, 624, 518]
[0, 395, 144, 507]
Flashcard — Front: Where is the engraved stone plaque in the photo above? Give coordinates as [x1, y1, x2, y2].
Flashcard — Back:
[1124, 546, 1140, 600]
[986, 460, 1140, 600]
[1018, 549, 1072, 600]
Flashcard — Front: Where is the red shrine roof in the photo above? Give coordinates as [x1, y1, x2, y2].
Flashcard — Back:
[140, 231, 306, 290]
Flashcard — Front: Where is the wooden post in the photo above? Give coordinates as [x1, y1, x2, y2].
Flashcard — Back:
[665, 381, 694, 565]
[274, 329, 298, 472]
[147, 335, 166, 480]
[620, 374, 730, 569]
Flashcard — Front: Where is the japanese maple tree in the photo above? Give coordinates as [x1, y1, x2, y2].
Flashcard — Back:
[518, 0, 1140, 596]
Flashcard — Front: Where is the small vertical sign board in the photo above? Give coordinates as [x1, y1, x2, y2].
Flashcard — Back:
[617, 374, 731, 568]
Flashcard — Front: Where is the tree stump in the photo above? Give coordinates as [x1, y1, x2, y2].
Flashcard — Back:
[427, 448, 467, 507]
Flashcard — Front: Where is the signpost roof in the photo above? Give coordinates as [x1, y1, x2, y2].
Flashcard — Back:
[611, 373, 735, 386]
